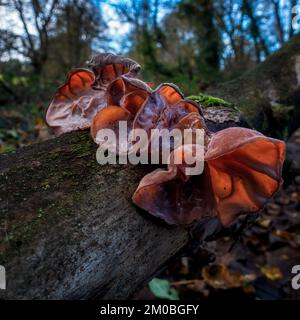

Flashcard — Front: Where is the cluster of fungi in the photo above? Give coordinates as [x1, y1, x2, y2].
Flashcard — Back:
[46, 53, 285, 227]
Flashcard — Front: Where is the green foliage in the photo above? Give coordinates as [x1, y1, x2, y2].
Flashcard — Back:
[187, 93, 232, 108]
[148, 278, 179, 300]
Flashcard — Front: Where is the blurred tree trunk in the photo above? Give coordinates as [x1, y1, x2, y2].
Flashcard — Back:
[242, 0, 269, 62]
[48, 0, 103, 74]
[179, 0, 221, 82]
[290, 0, 297, 39]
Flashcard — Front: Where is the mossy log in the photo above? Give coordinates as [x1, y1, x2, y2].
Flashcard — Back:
[207, 33, 300, 138]
[0, 131, 190, 299]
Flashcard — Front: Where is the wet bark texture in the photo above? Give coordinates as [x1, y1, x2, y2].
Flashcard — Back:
[0, 131, 189, 299]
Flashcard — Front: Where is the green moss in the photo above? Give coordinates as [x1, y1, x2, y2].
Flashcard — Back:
[187, 93, 232, 108]
[69, 132, 94, 158]
[0, 132, 98, 265]
[37, 208, 44, 218]
[0, 193, 81, 265]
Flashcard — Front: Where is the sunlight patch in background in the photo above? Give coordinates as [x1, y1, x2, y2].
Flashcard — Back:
[101, 2, 131, 53]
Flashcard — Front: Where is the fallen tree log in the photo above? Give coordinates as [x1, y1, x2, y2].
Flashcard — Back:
[0, 131, 190, 299]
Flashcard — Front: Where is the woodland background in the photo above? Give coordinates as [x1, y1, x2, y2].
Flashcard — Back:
[1, 0, 300, 300]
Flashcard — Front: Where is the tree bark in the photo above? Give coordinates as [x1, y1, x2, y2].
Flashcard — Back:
[0, 131, 190, 299]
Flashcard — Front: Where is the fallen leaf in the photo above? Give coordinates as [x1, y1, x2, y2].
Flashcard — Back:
[148, 278, 179, 300]
[260, 266, 283, 281]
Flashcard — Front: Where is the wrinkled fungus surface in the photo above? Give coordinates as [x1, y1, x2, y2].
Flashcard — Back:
[46, 53, 285, 227]
[46, 54, 140, 135]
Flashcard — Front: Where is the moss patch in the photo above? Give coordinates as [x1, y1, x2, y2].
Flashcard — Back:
[187, 93, 232, 108]
[69, 131, 95, 158]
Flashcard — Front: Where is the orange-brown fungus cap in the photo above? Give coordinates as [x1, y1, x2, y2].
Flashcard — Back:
[46, 53, 141, 135]
[91, 77, 152, 146]
[133, 84, 202, 135]
[133, 127, 285, 226]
